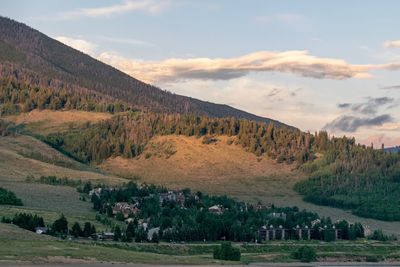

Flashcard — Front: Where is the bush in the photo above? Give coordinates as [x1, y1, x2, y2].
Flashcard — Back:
[368, 229, 396, 241]
[293, 246, 317, 263]
[366, 255, 382, 262]
[213, 242, 241, 261]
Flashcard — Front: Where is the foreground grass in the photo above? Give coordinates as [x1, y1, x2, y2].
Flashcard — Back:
[2, 224, 400, 265]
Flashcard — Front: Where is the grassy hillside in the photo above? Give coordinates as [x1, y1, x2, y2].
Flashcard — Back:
[0, 134, 124, 183]
[101, 135, 301, 201]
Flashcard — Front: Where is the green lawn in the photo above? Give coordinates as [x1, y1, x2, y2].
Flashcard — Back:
[0, 181, 119, 232]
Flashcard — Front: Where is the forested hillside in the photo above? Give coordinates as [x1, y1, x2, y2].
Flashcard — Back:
[295, 138, 400, 221]
[43, 111, 309, 164]
[0, 16, 286, 126]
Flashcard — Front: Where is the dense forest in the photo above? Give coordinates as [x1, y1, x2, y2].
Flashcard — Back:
[0, 16, 286, 125]
[295, 137, 400, 221]
[0, 77, 131, 115]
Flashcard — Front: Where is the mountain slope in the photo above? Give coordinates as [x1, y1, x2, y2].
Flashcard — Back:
[0, 16, 288, 126]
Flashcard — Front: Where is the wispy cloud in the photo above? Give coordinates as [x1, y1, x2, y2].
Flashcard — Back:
[384, 40, 400, 48]
[34, 0, 170, 21]
[326, 97, 397, 132]
[96, 36, 157, 48]
[337, 97, 394, 115]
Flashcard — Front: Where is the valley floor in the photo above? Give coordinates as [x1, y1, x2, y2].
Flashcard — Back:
[2, 223, 400, 266]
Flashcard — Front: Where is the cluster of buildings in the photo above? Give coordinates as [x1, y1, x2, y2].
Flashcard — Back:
[112, 202, 140, 218]
[257, 215, 343, 241]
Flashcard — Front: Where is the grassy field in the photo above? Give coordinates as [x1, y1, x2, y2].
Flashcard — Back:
[0, 180, 115, 232]
[2, 223, 400, 265]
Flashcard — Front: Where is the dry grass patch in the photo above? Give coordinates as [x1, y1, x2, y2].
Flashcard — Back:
[101, 135, 303, 202]
[0, 135, 125, 184]
[3, 109, 111, 135]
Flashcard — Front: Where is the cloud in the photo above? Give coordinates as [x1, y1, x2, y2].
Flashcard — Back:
[97, 50, 381, 83]
[384, 40, 400, 48]
[55, 36, 97, 55]
[381, 85, 400, 90]
[337, 103, 351, 109]
[336, 97, 394, 115]
[96, 36, 157, 48]
[377, 123, 400, 131]
[37, 0, 170, 20]
[53, 35, 400, 84]
[324, 114, 393, 132]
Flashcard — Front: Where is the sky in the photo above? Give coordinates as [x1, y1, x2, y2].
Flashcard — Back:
[2, 0, 400, 146]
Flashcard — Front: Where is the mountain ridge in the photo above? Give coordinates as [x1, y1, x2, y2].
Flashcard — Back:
[0, 16, 291, 127]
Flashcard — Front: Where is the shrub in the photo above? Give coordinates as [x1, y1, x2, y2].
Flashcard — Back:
[366, 255, 382, 262]
[368, 229, 397, 241]
[213, 242, 241, 261]
[293, 246, 317, 263]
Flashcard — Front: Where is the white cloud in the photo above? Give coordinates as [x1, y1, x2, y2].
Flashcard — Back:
[384, 40, 400, 48]
[55, 36, 97, 55]
[40, 0, 170, 20]
[97, 50, 382, 83]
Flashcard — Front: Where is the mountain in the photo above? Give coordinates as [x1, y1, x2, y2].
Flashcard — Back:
[0, 16, 288, 126]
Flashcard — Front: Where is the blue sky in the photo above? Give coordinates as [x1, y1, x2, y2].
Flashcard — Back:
[2, 0, 400, 146]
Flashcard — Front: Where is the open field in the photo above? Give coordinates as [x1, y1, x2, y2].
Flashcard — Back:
[2, 223, 400, 265]
[4, 109, 112, 135]
[0, 181, 109, 230]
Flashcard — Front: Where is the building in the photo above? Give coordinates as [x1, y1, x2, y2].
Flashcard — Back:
[270, 212, 286, 221]
[208, 205, 225, 215]
[159, 190, 185, 206]
[89, 188, 102, 198]
[34, 227, 48, 234]
[112, 202, 139, 218]
[293, 225, 311, 240]
[147, 227, 160, 241]
[101, 232, 115, 240]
